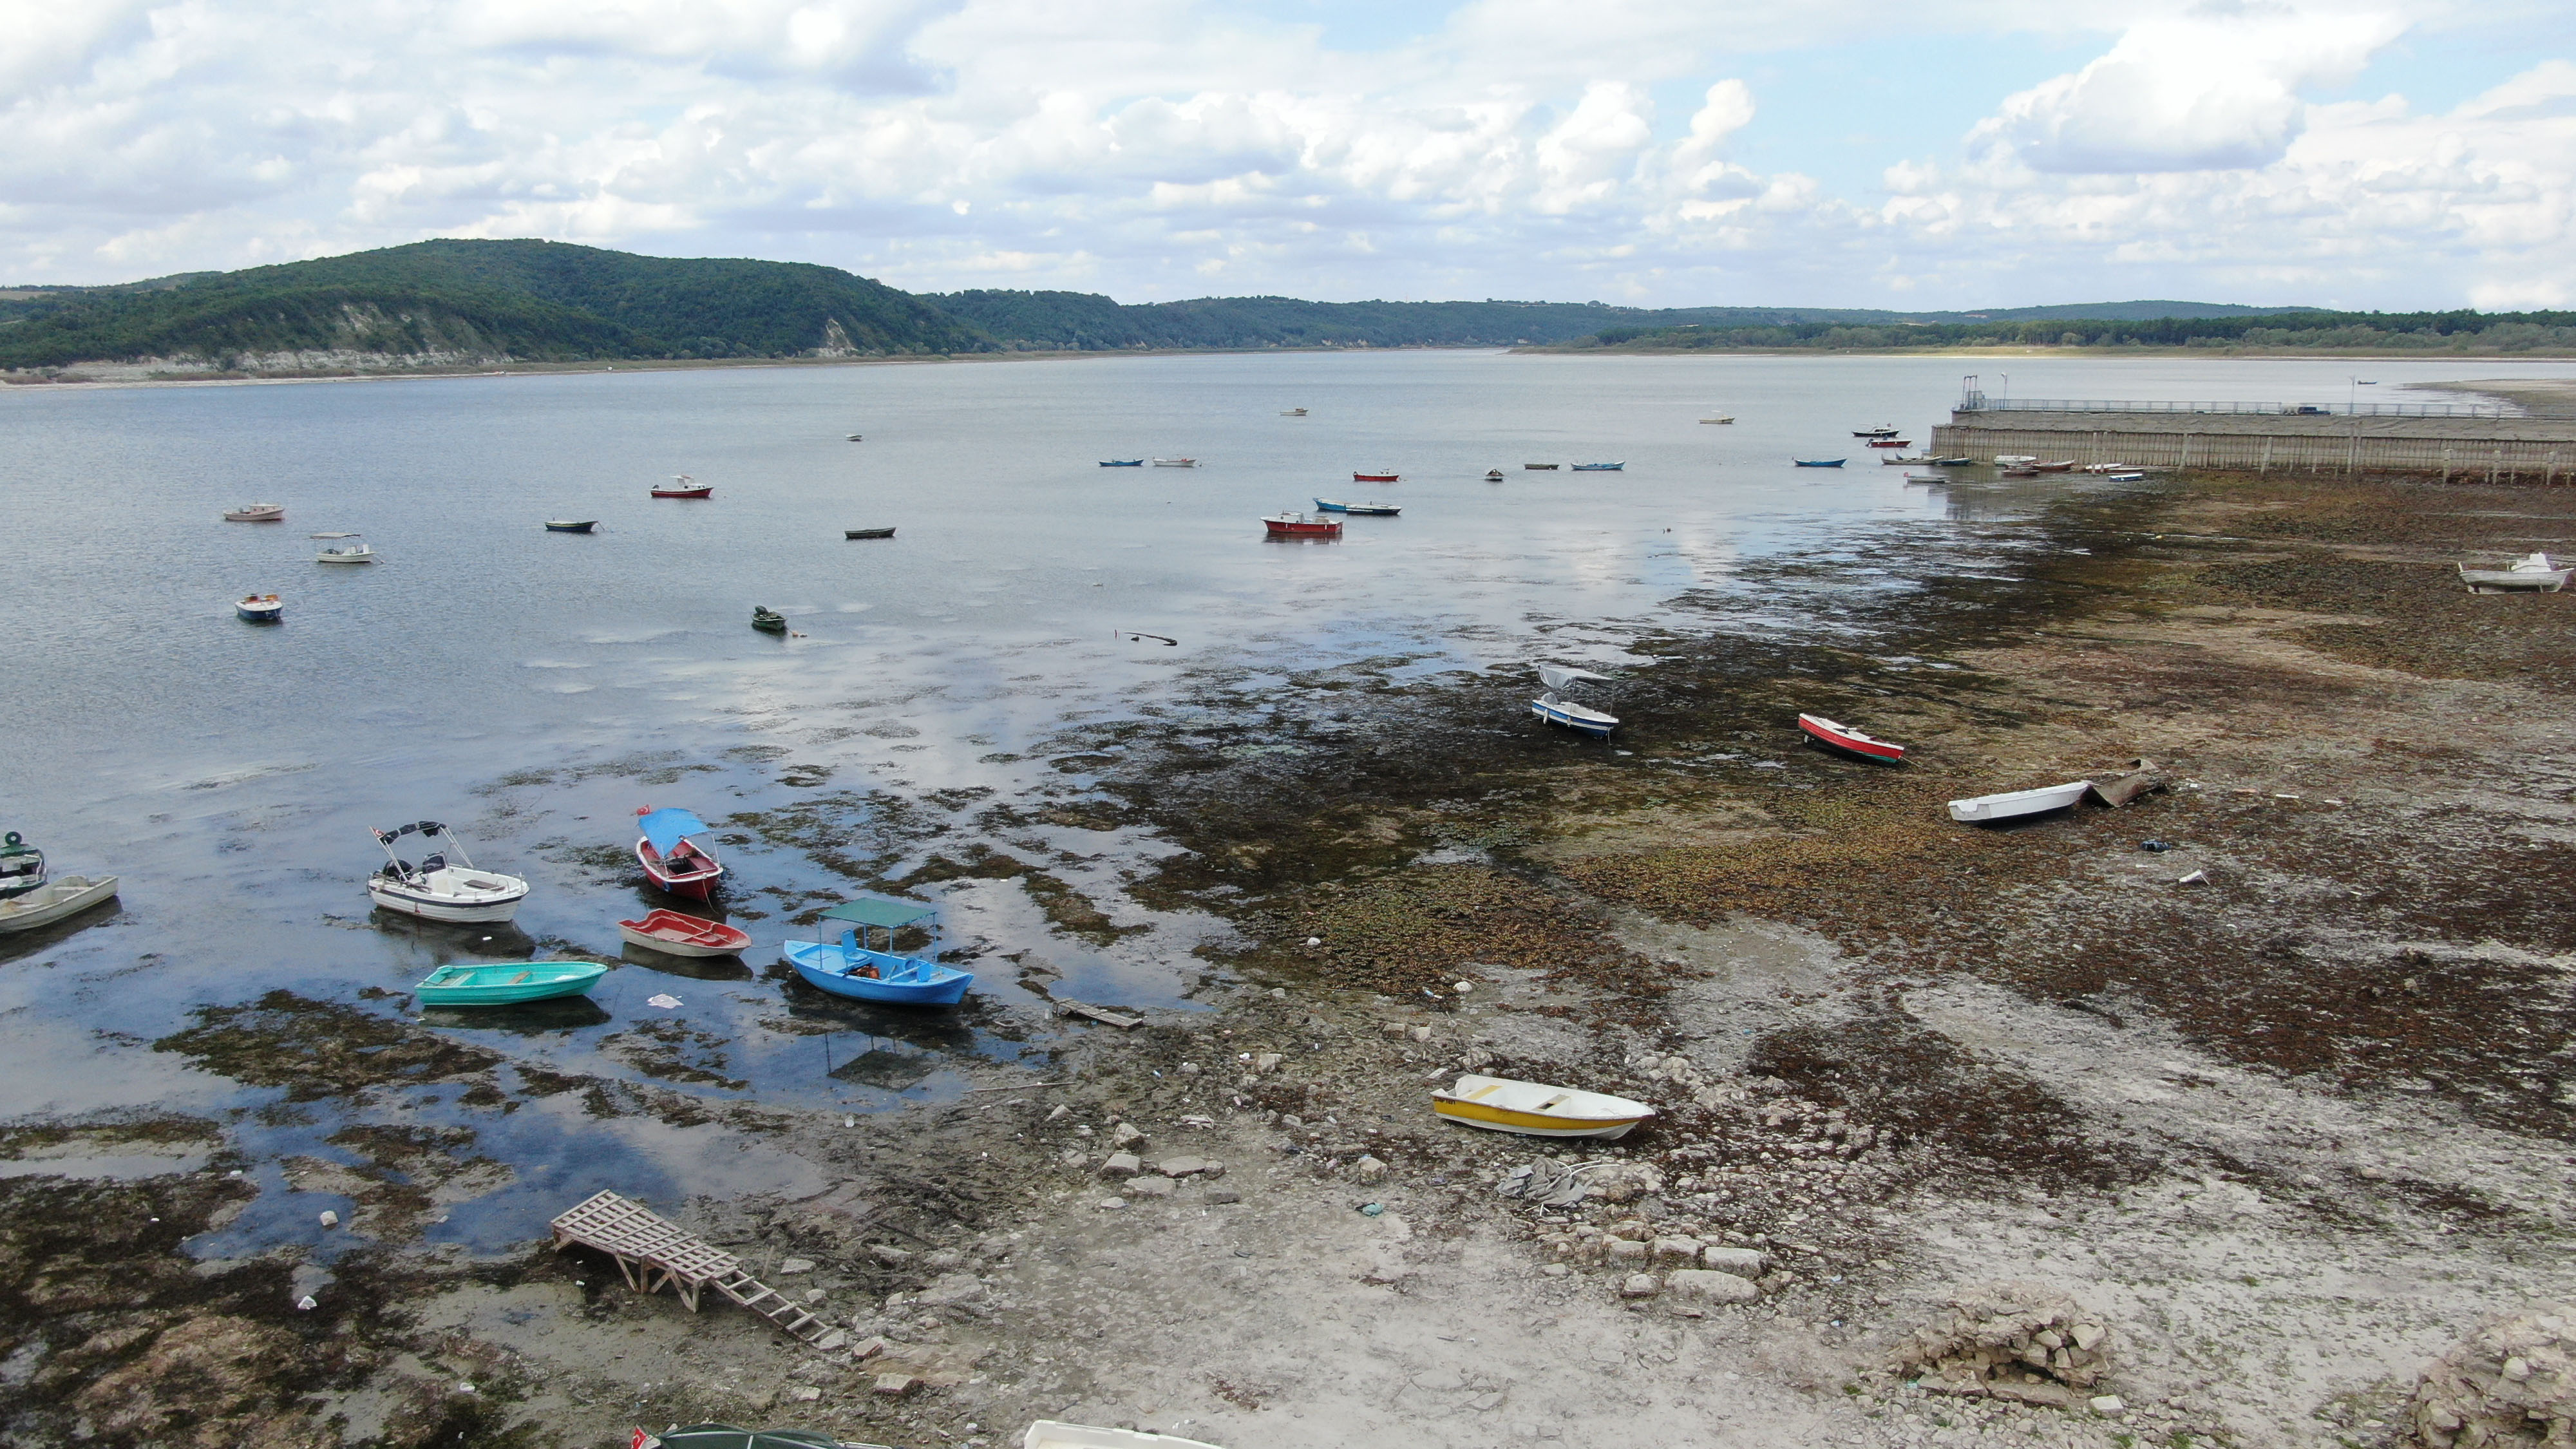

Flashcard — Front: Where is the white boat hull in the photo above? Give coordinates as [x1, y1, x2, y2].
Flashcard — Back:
[317, 549, 375, 564]
[1026, 1422, 1226, 1449]
[1531, 695, 1617, 736]
[368, 866, 529, 923]
[1947, 781, 2092, 823]
[0, 875, 118, 933]
[1432, 1074, 1656, 1139]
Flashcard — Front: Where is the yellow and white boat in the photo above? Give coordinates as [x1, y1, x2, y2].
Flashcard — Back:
[1431, 1074, 1656, 1139]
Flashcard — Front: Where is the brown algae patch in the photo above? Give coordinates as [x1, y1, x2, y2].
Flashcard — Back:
[153, 991, 506, 1101]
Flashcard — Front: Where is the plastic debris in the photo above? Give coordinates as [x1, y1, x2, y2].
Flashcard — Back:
[1453, 981, 1474, 994]
[646, 993, 682, 1009]
[2139, 840, 2175, 852]
[2177, 869, 2209, 885]
[296, 1294, 317, 1311]
[1358, 1202, 1384, 1217]
[318, 1210, 339, 1228]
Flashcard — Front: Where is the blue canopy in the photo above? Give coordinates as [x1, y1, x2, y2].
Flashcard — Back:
[637, 808, 712, 853]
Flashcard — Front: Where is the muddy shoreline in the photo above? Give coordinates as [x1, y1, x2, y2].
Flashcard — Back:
[10, 470, 2576, 1448]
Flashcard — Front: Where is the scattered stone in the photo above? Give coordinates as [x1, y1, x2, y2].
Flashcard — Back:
[1701, 1246, 1766, 1276]
[779, 1257, 817, 1274]
[1099, 1198, 1126, 1210]
[873, 1374, 917, 1396]
[849, 1336, 891, 1361]
[804, 1289, 826, 1304]
[1540, 1264, 1570, 1278]
[1178, 1061, 1202, 1075]
[1045, 1104, 1069, 1122]
[2090, 1395, 2125, 1416]
[1101, 1151, 1142, 1177]
[917, 1273, 987, 1307]
[793, 1386, 824, 1403]
[1204, 1188, 1242, 1205]
[1651, 1236, 1701, 1265]
[1110, 1122, 1144, 1147]
[1620, 1273, 1660, 1299]
[813, 1329, 849, 1352]
[1665, 1269, 1760, 1305]
[1128, 1175, 1177, 1198]
[871, 1244, 913, 1266]
[296, 1295, 317, 1311]
[1453, 981, 1473, 994]
[1890, 1282, 2112, 1400]
[1410, 1026, 1433, 1042]
[1157, 1155, 1213, 1177]
[2412, 1303, 2576, 1448]
[924, 1249, 966, 1270]
[1354, 1155, 1388, 1182]
[1255, 1054, 1283, 1074]
[1584, 1162, 1664, 1204]
[1607, 1240, 1649, 1263]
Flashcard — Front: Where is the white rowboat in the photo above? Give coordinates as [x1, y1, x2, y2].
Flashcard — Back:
[1432, 1073, 1656, 1139]
[1947, 781, 2092, 824]
[1026, 1424, 1225, 1449]
[2459, 553, 2571, 592]
[223, 503, 285, 522]
[0, 875, 119, 934]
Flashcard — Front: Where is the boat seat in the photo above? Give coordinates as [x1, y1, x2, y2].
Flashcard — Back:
[507, 971, 531, 985]
[1537, 1094, 1571, 1112]
[421, 853, 446, 873]
[1466, 1083, 1504, 1101]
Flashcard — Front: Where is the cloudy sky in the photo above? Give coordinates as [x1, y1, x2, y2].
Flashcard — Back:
[5, 1, 2573, 308]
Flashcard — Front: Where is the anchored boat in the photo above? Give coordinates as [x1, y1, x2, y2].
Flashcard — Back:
[1531, 663, 1617, 736]
[1570, 462, 1625, 471]
[752, 605, 788, 633]
[636, 806, 724, 898]
[314, 533, 374, 564]
[844, 527, 896, 540]
[1947, 781, 2092, 824]
[0, 875, 117, 934]
[1797, 712, 1906, 762]
[1099, 459, 1144, 467]
[368, 821, 531, 923]
[618, 908, 752, 958]
[1792, 458, 1846, 469]
[223, 503, 285, 522]
[652, 475, 714, 498]
[235, 592, 283, 622]
[1313, 498, 1400, 515]
[1483, 469, 1506, 480]
[544, 519, 598, 533]
[0, 832, 46, 899]
[1433, 1074, 1656, 1139]
[1151, 457, 1199, 468]
[1262, 511, 1341, 538]
[1353, 468, 1399, 483]
[1026, 1423, 1227, 1449]
[782, 897, 972, 1005]
[413, 961, 605, 1007]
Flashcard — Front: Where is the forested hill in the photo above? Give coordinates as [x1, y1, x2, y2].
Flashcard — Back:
[1548, 309, 2576, 355]
[0, 240, 986, 371]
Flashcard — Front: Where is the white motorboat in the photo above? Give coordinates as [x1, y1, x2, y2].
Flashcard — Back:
[1947, 781, 2092, 824]
[235, 592, 283, 622]
[223, 503, 286, 522]
[367, 820, 529, 923]
[314, 533, 375, 564]
[0, 875, 118, 934]
[0, 831, 45, 899]
[1281, 407, 1308, 416]
[2459, 552, 2571, 592]
[1699, 415, 1734, 424]
[1531, 664, 1618, 736]
[1151, 457, 1200, 468]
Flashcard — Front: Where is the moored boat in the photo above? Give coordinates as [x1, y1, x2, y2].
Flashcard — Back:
[618, 908, 752, 958]
[1993, 455, 2037, 465]
[2032, 460, 2076, 473]
[1524, 462, 1560, 470]
[1262, 511, 1341, 538]
[235, 592, 283, 621]
[1902, 473, 1946, 485]
[413, 960, 606, 1007]
[1531, 663, 1616, 736]
[544, 519, 598, 533]
[1353, 468, 1399, 482]
[1314, 498, 1399, 515]
[1483, 469, 1505, 480]
[636, 806, 724, 898]
[1880, 455, 1929, 464]
[846, 433, 864, 441]
[1792, 458, 1846, 468]
[1281, 407, 1308, 417]
[1853, 426, 1899, 439]
[1570, 462, 1624, 471]
[314, 534, 374, 564]
[368, 821, 530, 923]
[1026, 1421, 1227, 1449]
[1947, 781, 2092, 824]
[2460, 553, 2572, 592]
[1099, 459, 1144, 467]
[752, 605, 788, 633]
[223, 503, 286, 522]
[0, 874, 117, 934]
[1432, 1073, 1656, 1139]
[1929, 456, 1975, 466]
[0, 832, 46, 899]
[2105, 471, 2146, 482]
[1700, 415, 1734, 424]
[782, 897, 972, 1005]
[1864, 439, 1912, 449]
[844, 527, 896, 540]
[1798, 712, 1906, 762]
[1151, 457, 1199, 468]
[652, 474, 714, 498]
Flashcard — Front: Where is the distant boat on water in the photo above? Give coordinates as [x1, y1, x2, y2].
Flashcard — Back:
[1152, 457, 1200, 468]
[1099, 459, 1144, 467]
[652, 474, 713, 498]
[544, 519, 597, 533]
[223, 503, 285, 522]
[235, 592, 283, 621]
[1793, 459, 1846, 468]
[1571, 462, 1624, 471]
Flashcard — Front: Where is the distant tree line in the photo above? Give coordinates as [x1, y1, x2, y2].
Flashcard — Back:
[1560, 311, 2576, 354]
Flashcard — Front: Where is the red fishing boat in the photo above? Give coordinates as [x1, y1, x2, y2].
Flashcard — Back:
[651, 473, 714, 498]
[634, 806, 724, 897]
[1263, 511, 1342, 538]
[618, 907, 752, 958]
[1353, 469, 1399, 483]
[1797, 713, 1907, 762]
[2032, 460, 2076, 472]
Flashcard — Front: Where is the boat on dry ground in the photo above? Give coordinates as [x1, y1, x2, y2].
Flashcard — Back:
[2459, 552, 2571, 592]
[1432, 1073, 1656, 1139]
[1531, 664, 1617, 736]
[1797, 712, 1906, 762]
[1947, 781, 2092, 824]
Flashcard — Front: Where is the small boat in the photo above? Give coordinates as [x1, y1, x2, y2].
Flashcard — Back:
[1354, 469, 1399, 483]
[1531, 663, 1616, 736]
[1700, 416, 1734, 424]
[235, 592, 283, 621]
[752, 605, 788, 632]
[544, 519, 598, 533]
[1994, 455, 2037, 465]
[2460, 553, 2573, 592]
[1262, 511, 1341, 538]
[1314, 498, 1400, 515]
[652, 474, 714, 498]
[618, 908, 752, 958]
[1792, 459, 1846, 468]
[1432, 1073, 1655, 1139]
[1798, 712, 1906, 762]
[2105, 471, 2146, 482]
[1947, 781, 2092, 824]
[2000, 466, 2040, 478]
[1524, 462, 1560, 470]
[1483, 469, 1505, 480]
[2032, 460, 2076, 473]
[1027, 1423, 1226, 1449]
[368, 820, 530, 923]
[846, 433, 864, 442]
[314, 535, 375, 564]
[1852, 426, 1899, 439]
[1864, 439, 1912, 449]
[0, 875, 117, 934]
[1099, 459, 1144, 467]
[0, 832, 46, 900]
[782, 897, 972, 1005]
[413, 960, 606, 1007]
[1929, 456, 1975, 466]
[1281, 408, 1308, 417]
[2079, 463, 2134, 474]
[222, 504, 285, 522]
[636, 806, 724, 898]
[1151, 457, 1199, 468]
[1902, 473, 1946, 485]
[1570, 462, 1624, 471]
[844, 527, 896, 540]
[1880, 455, 1929, 464]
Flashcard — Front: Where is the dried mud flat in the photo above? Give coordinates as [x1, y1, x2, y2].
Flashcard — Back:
[9, 473, 2576, 1449]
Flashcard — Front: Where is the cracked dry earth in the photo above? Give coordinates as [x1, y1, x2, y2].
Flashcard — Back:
[8, 472, 2576, 1449]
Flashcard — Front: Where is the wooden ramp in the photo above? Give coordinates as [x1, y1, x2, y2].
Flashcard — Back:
[551, 1190, 844, 1349]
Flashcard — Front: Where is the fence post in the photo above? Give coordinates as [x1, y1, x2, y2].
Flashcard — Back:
[2259, 437, 2271, 475]
[2441, 446, 2451, 484]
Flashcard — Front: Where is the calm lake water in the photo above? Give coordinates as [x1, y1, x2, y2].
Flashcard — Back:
[4, 349, 2569, 1256]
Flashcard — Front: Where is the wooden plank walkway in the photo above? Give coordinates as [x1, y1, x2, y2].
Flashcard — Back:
[551, 1190, 845, 1349]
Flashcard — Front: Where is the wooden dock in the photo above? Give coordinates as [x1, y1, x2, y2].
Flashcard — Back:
[550, 1190, 846, 1349]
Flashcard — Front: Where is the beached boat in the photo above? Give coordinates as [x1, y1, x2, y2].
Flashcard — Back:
[652, 475, 714, 498]
[1026, 1423, 1226, 1449]
[2032, 460, 2076, 473]
[2105, 471, 2146, 482]
[0, 832, 46, 900]
[618, 908, 752, 958]
[2079, 463, 2135, 474]
[1262, 511, 1341, 538]
[1792, 459, 1846, 468]
[2460, 553, 2572, 592]
[1700, 416, 1734, 424]
[1524, 462, 1559, 470]
[751, 606, 788, 633]
[1853, 427, 1899, 439]
[1864, 439, 1912, 449]
[1929, 456, 1974, 466]
[314, 535, 374, 564]
[413, 960, 606, 1007]
[1151, 458, 1199, 468]
[1531, 663, 1616, 736]
[2000, 466, 2040, 478]
[1902, 473, 1946, 485]
[636, 806, 724, 898]
[1313, 498, 1399, 515]
[1483, 469, 1505, 480]
[1947, 781, 2092, 824]
[1353, 468, 1399, 483]
[544, 519, 597, 533]
[1798, 712, 1906, 762]
[1432, 1073, 1656, 1139]
[235, 592, 283, 621]
[1570, 462, 1624, 471]
[0, 875, 117, 934]
[1993, 455, 2037, 465]
[782, 898, 972, 1005]
[1880, 455, 1929, 464]
[844, 527, 896, 540]
[368, 821, 530, 923]
[223, 503, 285, 522]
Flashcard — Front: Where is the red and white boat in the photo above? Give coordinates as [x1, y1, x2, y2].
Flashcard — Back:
[651, 474, 714, 498]
[1353, 468, 1399, 483]
[1864, 439, 1911, 449]
[1263, 511, 1342, 538]
[634, 806, 724, 897]
[618, 907, 752, 958]
[1797, 713, 1906, 762]
[2032, 460, 2076, 473]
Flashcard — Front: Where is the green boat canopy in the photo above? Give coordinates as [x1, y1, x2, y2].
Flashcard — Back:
[820, 897, 938, 930]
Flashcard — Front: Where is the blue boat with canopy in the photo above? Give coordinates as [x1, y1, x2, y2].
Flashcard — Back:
[782, 896, 972, 1005]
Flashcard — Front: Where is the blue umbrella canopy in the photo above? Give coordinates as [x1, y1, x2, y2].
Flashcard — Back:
[636, 808, 712, 854]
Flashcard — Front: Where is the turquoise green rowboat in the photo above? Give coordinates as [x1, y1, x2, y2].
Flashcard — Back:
[414, 960, 606, 1006]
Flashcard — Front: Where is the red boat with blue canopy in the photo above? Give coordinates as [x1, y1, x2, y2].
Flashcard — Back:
[635, 806, 724, 898]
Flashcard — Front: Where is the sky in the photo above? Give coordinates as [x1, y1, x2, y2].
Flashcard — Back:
[4, 1, 2575, 309]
